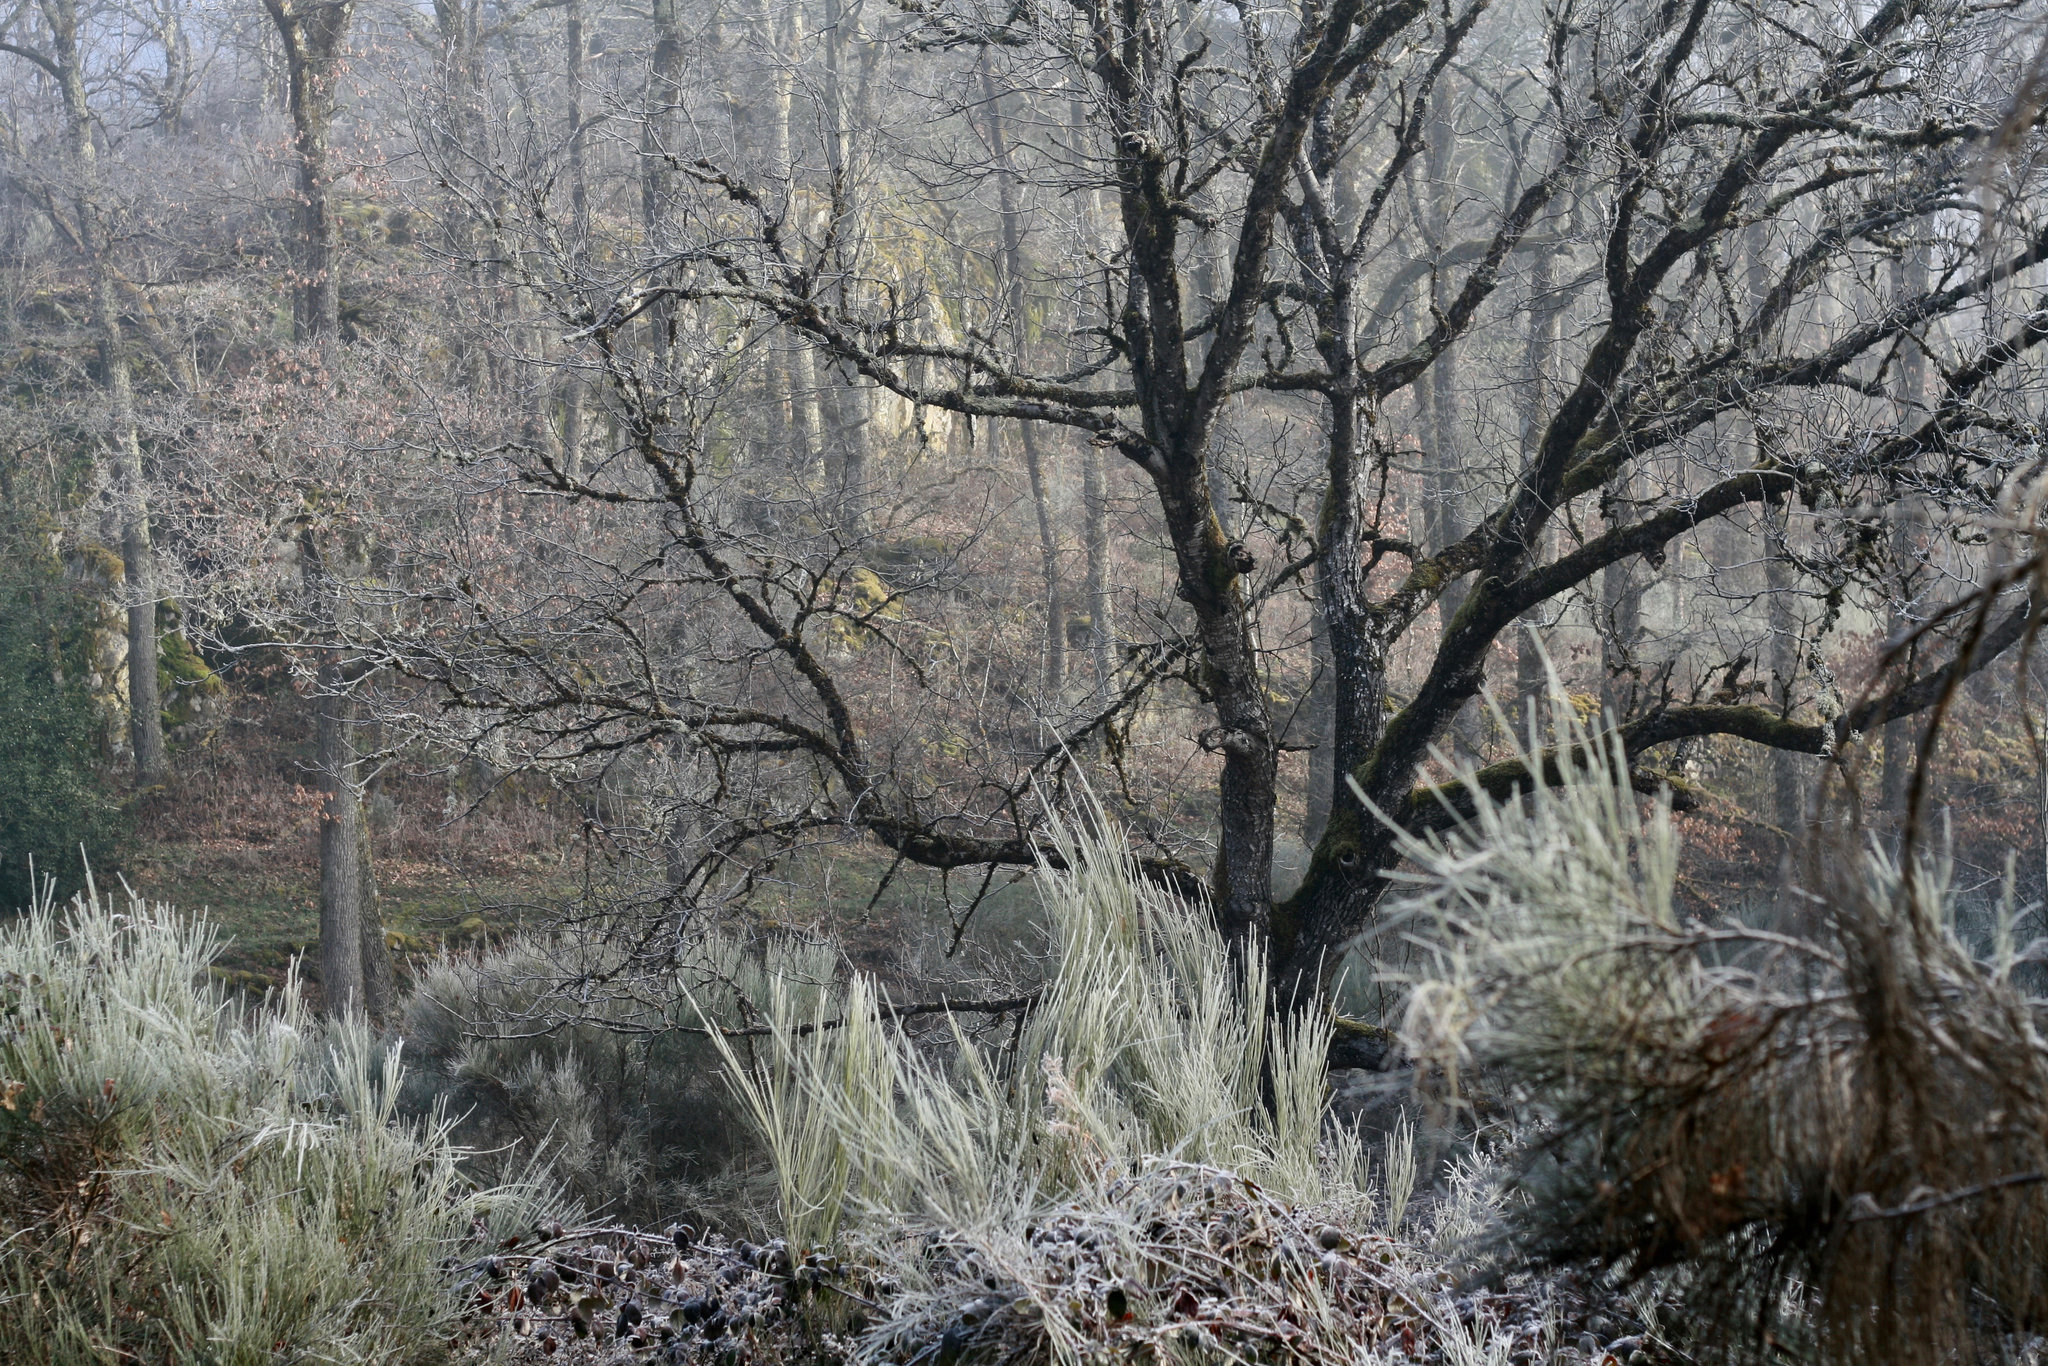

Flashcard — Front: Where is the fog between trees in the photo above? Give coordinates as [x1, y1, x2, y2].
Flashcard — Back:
[11, 0, 2048, 1360]
[3, 0, 2048, 1015]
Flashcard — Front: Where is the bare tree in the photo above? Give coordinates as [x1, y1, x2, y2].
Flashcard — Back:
[261, 0, 394, 1017]
[647, 0, 2048, 995]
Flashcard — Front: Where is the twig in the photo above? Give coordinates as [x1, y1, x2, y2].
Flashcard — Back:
[685, 988, 1046, 1039]
[1845, 1170, 2048, 1222]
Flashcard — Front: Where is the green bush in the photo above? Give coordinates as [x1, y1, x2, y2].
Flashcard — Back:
[0, 883, 555, 1364]
[0, 552, 124, 908]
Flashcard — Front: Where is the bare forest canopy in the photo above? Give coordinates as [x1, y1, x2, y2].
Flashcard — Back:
[4, 0, 2048, 1009]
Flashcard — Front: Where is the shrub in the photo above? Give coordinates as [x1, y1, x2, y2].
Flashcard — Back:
[702, 803, 1633, 1366]
[709, 803, 1339, 1250]
[1387, 693, 2048, 1365]
[0, 881, 554, 1364]
[400, 926, 839, 1226]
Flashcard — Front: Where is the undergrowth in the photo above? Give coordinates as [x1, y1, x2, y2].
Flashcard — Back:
[0, 879, 555, 1364]
[401, 925, 840, 1226]
[697, 803, 1641, 1366]
[1385, 689, 2048, 1365]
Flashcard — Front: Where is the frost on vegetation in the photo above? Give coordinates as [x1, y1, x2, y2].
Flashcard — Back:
[1381, 684, 2048, 1366]
[0, 877, 556, 1365]
[402, 922, 839, 1221]
[705, 800, 1653, 1366]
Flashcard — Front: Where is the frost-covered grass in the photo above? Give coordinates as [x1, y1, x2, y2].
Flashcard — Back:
[0, 879, 553, 1364]
[702, 801, 1651, 1366]
[1383, 688, 2048, 1366]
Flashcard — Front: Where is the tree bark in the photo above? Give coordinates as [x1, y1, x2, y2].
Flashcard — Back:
[263, 0, 350, 356]
[1081, 436, 1115, 702]
[1599, 469, 1646, 719]
[1514, 242, 1561, 720]
[1879, 250, 1929, 833]
[311, 603, 365, 1013]
[267, 0, 391, 1015]
[1764, 499, 1806, 848]
[1304, 593, 1335, 846]
[817, 0, 867, 530]
[35, 0, 165, 781]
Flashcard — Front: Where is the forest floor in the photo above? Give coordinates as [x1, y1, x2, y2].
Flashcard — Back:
[120, 692, 1052, 998]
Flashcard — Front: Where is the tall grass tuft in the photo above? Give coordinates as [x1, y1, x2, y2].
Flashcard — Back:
[1385, 688, 2048, 1365]
[0, 878, 553, 1364]
[694, 800, 1532, 1365]
[706, 799, 1336, 1249]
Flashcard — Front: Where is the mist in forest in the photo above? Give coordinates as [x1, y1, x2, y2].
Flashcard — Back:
[5, 0, 2048, 1359]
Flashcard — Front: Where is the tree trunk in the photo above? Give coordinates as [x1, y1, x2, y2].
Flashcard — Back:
[314, 643, 366, 1012]
[268, 0, 391, 1015]
[44, 0, 164, 781]
[817, 0, 867, 529]
[1764, 499, 1806, 849]
[1417, 98, 1476, 760]
[982, 63, 1066, 696]
[1879, 250, 1928, 835]
[1514, 243, 1560, 723]
[1073, 98, 1116, 709]
[1304, 592, 1335, 846]
[1599, 472, 1645, 719]
[554, 0, 591, 481]
[1276, 236, 1383, 991]
[1081, 437, 1115, 702]
[265, 0, 350, 355]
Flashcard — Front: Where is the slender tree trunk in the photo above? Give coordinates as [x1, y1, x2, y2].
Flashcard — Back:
[1600, 470, 1645, 718]
[1416, 98, 1475, 759]
[315, 679, 366, 1011]
[982, 63, 1066, 695]
[1082, 440, 1115, 697]
[44, 0, 164, 780]
[1073, 99, 1116, 709]
[1879, 250, 1928, 835]
[269, 1, 348, 354]
[817, 0, 867, 528]
[1764, 499, 1806, 848]
[1514, 244, 1560, 722]
[555, 0, 591, 480]
[307, 541, 365, 1012]
[268, 0, 391, 1015]
[1304, 590, 1335, 845]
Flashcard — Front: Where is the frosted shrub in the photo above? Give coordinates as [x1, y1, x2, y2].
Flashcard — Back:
[0, 880, 552, 1364]
[707, 801, 1336, 1249]
[1385, 691, 2048, 1365]
[401, 924, 838, 1223]
[702, 803, 1637, 1365]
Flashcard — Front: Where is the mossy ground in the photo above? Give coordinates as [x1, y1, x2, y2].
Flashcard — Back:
[124, 837, 576, 991]
[125, 823, 1046, 997]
